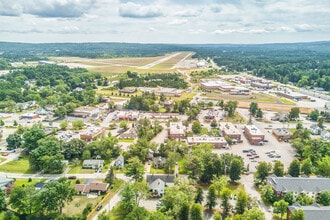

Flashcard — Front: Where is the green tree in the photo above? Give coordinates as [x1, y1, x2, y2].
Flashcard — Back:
[255, 161, 270, 184]
[60, 121, 68, 130]
[194, 187, 204, 204]
[125, 156, 144, 182]
[290, 209, 305, 220]
[54, 106, 67, 118]
[120, 183, 137, 214]
[72, 120, 84, 130]
[220, 188, 232, 216]
[105, 166, 115, 185]
[274, 199, 288, 220]
[206, 185, 217, 210]
[210, 119, 218, 128]
[317, 155, 330, 177]
[261, 185, 278, 203]
[120, 120, 128, 131]
[249, 102, 258, 116]
[296, 122, 303, 130]
[39, 177, 76, 214]
[6, 133, 22, 150]
[301, 158, 313, 176]
[289, 107, 300, 120]
[273, 160, 284, 177]
[295, 194, 314, 206]
[179, 202, 190, 220]
[9, 185, 39, 215]
[242, 207, 265, 220]
[256, 108, 263, 118]
[318, 190, 330, 206]
[63, 138, 86, 160]
[192, 120, 202, 134]
[283, 191, 295, 205]
[0, 189, 6, 211]
[212, 175, 229, 198]
[235, 190, 248, 214]
[23, 126, 46, 151]
[229, 158, 242, 182]
[225, 100, 238, 117]
[309, 109, 319, 121]
[288, 159, 300, 177]
[190, 203, 203, 220]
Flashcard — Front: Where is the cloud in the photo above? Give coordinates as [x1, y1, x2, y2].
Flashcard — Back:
[174, 8, 202, 17]
[148, 27, 157, 32]
[119, 2, 163, 18]
[0, 0, 96, 18]
[167, 19, 188, 25]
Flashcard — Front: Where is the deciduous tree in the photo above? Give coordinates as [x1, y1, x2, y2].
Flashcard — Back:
[274, 199, 288, 220]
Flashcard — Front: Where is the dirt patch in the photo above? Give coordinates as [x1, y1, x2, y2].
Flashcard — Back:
[238, 101, 313, 114]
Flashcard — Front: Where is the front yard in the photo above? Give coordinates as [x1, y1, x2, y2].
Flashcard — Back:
[0, 156, 35, 174]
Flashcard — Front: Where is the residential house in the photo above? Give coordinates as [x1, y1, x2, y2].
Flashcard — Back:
[187, 135, 228, 148]
[115, 155, 125, 169]
[310, 124, 322, 135]
[168, 122, 186, 140]
[82, 160, 104, 169]
[153, 157, 166, 169]
[243, 125, 265, 145]
[266, 175, 330, 200]
[74, 181, 109, 196]
[287, 203, 330, 220]
[320, 130, 330, 141]
[219, 122, 242, 143]
[147, 174, 175, 197]
[163, 100, 174, 108]
[19, 113, 39, 120]
[119, 125, 139, 139]
[272, 128, 292, 142]
[0, 177, 14, 190]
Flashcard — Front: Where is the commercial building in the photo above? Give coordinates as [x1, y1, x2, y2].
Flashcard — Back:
[276, 91, 308, 101]
[80, 127, 105, 142]
[219, 122, 242, 143]
[71, 106, 99, 118]
[187, 135, 228, 148]
[168, 122, 186, 140]
[272, 128, 292, 142]
[243, 125, 265, 145]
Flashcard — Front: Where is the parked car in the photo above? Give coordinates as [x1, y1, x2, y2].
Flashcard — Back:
[68, 176, 77, 180]
[243, 149, 250, 153]
[96, 205, 102, 211]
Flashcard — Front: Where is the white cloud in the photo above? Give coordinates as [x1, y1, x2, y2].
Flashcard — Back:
[119, 2, 163, 18]
[174, 8, 202, 17]
[167, 19, 188, 25]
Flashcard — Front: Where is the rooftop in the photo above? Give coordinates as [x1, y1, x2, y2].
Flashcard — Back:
[288, 203, 330, 220]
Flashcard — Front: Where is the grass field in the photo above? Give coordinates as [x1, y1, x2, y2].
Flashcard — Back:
[149, 167, 166, 174]
[14, 178, 45, 187]
[0, 156, 35, 174]
[62, 195, 102, 217]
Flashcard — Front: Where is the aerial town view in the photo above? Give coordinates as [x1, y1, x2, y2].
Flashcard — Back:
[0, 1, 330, 220]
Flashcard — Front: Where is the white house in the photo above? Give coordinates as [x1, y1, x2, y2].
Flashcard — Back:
[146, 174, 175, 197]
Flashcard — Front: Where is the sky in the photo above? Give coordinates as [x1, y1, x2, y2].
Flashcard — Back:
[0, 0, 330, 44]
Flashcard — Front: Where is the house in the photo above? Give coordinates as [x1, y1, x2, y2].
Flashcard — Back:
[19, 113, 39, 120]
[80, 127, 105, 142]
[243, 125, 265, 145]
[320, 130, 330, 141]
[187, 135, 228, 148]
[147, 174, 175, 197]
[266, 175, 330, 200]
[155, 88, 183, 97]
[34, 108, 52, 115]
[115, 155, 125, 169]
[310, 124, 322, 135]
[219, 122, 242, 143]
[272, 128, 292, 142]
[120, 125, 139, 139]
[164, 100, 174, 108]
[0, 177, 14, 190]
[287, 203, 330, 220]
[74, 181, 109, 196]
[153, 157, 166, 169]
[82, 160, 104, 169]
[149, 113, 179, 119]
[70, 106, 99, 118]
[168, 122, 186, 140]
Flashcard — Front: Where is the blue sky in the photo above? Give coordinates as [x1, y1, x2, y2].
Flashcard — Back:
[0, 0, 330, 44]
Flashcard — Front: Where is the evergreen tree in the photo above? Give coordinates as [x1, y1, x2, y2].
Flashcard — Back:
[194, 187, 204, 204]
[206, 185, 217, 210]
[288, 159, 300, 177]
[105, 166, 115, 185]
[179, 202, 190, 220]
[190, 203, 203, 220]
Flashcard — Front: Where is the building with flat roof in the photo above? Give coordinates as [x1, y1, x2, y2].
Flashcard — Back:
[272, 128, 292, 142]
[155, 88, 183, 97]
[287, 203, 330, 220]
[80, 127, 105, 142]
[219, 122, 242, 143]
[71, 106, 99, 118]
[276, 91, 308, 101]
[243, 125, 265, 145]
[82, 160, 104, 169]
[187, 135, 228, 148]
[168, 122, 186, 140]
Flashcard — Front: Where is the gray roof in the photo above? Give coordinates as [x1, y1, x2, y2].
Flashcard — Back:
[146, 174, 175, 185]
[289, 203, 330, 220]
[267, 175, 330, 193]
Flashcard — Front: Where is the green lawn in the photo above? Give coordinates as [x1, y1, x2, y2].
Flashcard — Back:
[118, 139, 134, 143]
[149, 167, 166, 174]
[0, 156, 35, 174]
[14, 178, 45, 187]
[68, 165, 95, 174]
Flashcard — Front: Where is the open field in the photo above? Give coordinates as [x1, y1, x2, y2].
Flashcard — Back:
[0, 156, 35, 174]
[14, 178, 45, 187]
[51, 52, 198, 74]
